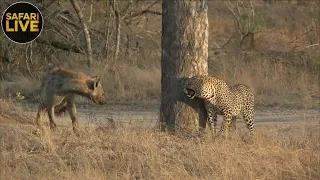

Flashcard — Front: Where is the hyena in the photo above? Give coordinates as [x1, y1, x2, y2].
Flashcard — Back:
[36, 67, 106, 133]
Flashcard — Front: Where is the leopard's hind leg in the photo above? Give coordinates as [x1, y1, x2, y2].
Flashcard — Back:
[204, 101, 218, 136]
[242, 109, 255, 135]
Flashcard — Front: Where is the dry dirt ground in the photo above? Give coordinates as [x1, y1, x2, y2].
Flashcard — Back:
[22, 102, 320, 131]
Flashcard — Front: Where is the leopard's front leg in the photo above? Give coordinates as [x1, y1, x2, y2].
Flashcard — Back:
[204, 100, 217, 136]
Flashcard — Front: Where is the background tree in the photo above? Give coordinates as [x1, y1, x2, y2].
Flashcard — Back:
[160, 0, 209, 134]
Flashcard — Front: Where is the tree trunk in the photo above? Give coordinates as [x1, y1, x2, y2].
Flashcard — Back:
[160, 0, 209, 134]
[70, 0, 93, 68]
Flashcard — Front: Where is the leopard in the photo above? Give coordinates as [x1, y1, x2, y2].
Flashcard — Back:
[36, 67, 106, 133]
[183, 75, 255, 135]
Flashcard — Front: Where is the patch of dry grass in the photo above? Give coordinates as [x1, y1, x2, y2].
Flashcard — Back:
[0, 76, 40, 100]
[0, 100, 319, 180]
[96, 65, 161, 101]
[0, 99, 34, 124]
[209, 50, 320, 108]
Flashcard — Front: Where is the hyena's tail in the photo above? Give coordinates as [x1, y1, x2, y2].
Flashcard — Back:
[54, 105, 67, 116]
[54, 98, 67, 117]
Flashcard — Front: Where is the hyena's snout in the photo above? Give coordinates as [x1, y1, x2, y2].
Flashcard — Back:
[90, 94, 106, 105]
[99, 100, 106, 105]
[95, 88, 106, 105]
[97, 96, 107, 105]
[88, 75, 107, 105]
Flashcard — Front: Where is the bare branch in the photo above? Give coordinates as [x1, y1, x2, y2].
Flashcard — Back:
[70, 0, 93, 68]
[35, 36, 85, 54]
[225, 1, 244, 35]
[298, 44, 319, 51]
[132, 9, 162, 17]
[104, 1, 113, 63]
[89, 0, 93, 24]
[40, 0, 57, 11]
[25, 43, 35, 79]
[113, 0, 121, 62]
[289, 27, 314, 44]
[124, 1, 162, 21]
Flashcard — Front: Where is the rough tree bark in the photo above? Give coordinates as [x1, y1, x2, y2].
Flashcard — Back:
[160, 0, 209, 134]
[70, 0, 93, 68]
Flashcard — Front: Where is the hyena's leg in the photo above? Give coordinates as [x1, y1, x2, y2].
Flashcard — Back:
[66, 96, 78, 133]
[204, 101, 217, 135]
[54, 98, 67, 116]
[47, 105, 57, 130]
[36, 104, 46, 127]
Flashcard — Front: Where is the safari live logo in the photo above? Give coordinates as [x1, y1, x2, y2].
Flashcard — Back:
[1, 1, 43, 44]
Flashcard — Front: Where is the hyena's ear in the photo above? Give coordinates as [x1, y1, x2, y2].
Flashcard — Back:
[88, 76, 100, 90]
[92, 76, 100, 82]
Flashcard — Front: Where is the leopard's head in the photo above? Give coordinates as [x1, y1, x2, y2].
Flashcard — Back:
[183, 76, 211, 100]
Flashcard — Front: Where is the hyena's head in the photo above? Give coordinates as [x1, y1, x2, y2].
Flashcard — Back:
[87, 76, 106, 105]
